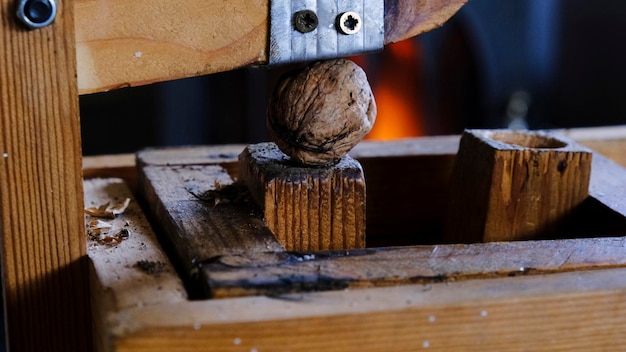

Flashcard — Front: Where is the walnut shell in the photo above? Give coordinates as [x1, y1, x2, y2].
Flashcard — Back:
[267, 59, 377, 166]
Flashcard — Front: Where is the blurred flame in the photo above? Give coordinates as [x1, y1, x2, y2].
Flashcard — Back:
[353, 40, 426, 140]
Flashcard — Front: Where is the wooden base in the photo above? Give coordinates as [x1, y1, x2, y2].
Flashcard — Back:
[445, 130, 592, 243]
[87, 128, 626, 350]
[239, 142, 366, 251]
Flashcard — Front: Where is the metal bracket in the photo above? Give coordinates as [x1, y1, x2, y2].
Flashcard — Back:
[269, 0, 384, 65]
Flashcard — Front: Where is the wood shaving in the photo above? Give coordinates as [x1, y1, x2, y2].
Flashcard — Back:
[85, 198, 131, 218]
[88, 219, 113, 235]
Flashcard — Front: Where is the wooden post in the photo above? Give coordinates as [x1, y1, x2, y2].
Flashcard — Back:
[0, 0, 91, 350]
[444, 130, 592, 243]
[239, 142, 366, 251]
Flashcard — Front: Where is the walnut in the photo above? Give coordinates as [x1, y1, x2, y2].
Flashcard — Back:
[267, 59, 377, 166]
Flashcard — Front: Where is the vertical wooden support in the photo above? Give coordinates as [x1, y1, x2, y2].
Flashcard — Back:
[0, 1, 91, 351]
[445, 130, 592, 243]
[239, 143, 366, 251]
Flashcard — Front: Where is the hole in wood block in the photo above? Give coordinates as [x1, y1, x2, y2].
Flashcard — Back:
[488, 131, 567, 149]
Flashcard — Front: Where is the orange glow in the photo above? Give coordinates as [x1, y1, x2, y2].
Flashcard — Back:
[361, 40, 426, 140]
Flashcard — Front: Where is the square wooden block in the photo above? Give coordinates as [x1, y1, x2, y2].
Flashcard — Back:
[239, 142, 366, 251]
[445, 130, 592, 243]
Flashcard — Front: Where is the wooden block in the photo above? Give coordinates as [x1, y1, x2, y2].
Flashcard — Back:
[239, 142, 366, 251]
[445, 130, 593, 243]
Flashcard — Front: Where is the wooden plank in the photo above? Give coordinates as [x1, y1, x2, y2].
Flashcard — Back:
[203, 236, 626, 298]
[75, 0, 467, 94]
[0, 1, 92, 350]
[138, 164, 284, 295]
[239, 143, 366, 251]
[85, 178, 187, 352]
[107, 267, 626, 351]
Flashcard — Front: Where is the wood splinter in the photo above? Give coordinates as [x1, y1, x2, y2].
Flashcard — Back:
[239, 59, 375, 251]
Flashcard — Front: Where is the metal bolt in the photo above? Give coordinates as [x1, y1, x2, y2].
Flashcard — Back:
[16, 0, 56, 29]
[293, 10, 318, 33]
[336, 11, 362, 35]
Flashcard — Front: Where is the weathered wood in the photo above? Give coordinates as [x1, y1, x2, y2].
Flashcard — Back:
[445, 130, 593, 243]
[107, 268, 626, 351]
[203, 236, 626, 298]
[239, 143, 366, 251]
[75, 0, 467, 94]
[384, 0, 467, 44]
[85, 178, 187, 352]
[138, 163, 283, 295]
[0, 1, 92, 350]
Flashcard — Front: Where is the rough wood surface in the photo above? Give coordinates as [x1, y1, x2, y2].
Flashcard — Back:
[85, 178, 187, 352]
[239, 143, 366, 251]
[138, 163, 284, 295]
[445, 130, 593, 243]
[204, 236, 626, 298]
[0, 1, 92, 350]
[75, 0, 467, 94]
[107, 267, 626, 351]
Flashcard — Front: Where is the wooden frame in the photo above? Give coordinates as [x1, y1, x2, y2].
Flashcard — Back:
[84, 127, 626, 351]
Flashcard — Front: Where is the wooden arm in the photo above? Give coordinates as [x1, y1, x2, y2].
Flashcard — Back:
[75, 0, 466, 94]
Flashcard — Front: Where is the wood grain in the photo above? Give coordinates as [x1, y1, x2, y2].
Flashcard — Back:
[445, 130, 592, 243]
[0, 0, 91, 350]
[138, 164, 284, 295]
[239, 143, 366, 251]
[75, 0, 267, 94]
[110, 268, 626, 351]
[384, 0, 467, 44]
[74, 0, 467, 94]
[204, 236, 626, 298]
[85, 178, 187, 352]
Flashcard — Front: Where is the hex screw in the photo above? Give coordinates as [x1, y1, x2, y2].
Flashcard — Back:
[336, 11, 362, 35]
[16, 0, 56, 29]
[293, 10, 318, 33]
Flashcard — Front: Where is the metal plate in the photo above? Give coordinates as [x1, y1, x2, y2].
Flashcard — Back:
[269, 0, 384, 65]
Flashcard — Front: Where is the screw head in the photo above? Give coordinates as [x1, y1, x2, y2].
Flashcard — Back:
[336, 11, 362, 35]
[17, 0, 56, 29]
[293, 10, 318, 34]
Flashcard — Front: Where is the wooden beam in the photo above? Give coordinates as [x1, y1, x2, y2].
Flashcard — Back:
[109, 268, 626, 351]
[138, 163, 284, 295]
[384, 0, 467, 44]
[0, 0, 91, 350]
[203, 236, 626, 298]
[74, 0, 467, 94]
[85, 178, 187, 352]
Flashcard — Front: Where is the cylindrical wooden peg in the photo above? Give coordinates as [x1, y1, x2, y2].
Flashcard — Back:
[444, 129, 592, 243]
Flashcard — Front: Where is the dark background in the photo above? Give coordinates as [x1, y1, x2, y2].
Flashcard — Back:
[79, 0, 626, 156]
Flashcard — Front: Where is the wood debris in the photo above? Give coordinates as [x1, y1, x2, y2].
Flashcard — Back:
[85, 198, 131, 218]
